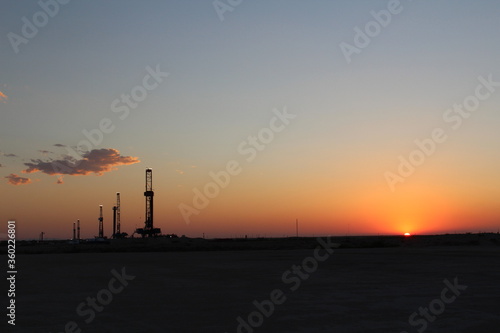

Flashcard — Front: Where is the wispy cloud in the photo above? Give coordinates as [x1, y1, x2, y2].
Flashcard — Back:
[175, 169, 185, 175]
[0, 151, 17, 157]
[23, 148, 140, 177]
[5, 173, 31, 185]
[38, 150, 53, 155]
[53, 144, 66, 147]
[0, 91, 8, 103]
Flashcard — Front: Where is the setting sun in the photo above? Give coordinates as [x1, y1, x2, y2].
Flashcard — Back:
[404, 233, 411, 237]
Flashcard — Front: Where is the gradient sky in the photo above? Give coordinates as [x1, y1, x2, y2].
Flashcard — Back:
[2, 0, 500, 240]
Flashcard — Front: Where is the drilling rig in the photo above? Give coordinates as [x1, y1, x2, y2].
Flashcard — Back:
[135, 168, 161, 237]
[112, 205, 117, 238]
[77, 219, 80, 240]
[98, 205, 104, 238]
[116, 192, 121, 236]
[113, 192, 125, 238]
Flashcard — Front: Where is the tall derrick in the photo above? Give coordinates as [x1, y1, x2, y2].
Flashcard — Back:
[135, 168, 161, 237]
[98, 205, 104, 238]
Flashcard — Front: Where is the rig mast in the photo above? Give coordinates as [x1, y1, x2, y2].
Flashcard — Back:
[112, 192, 121, 238]
[136, 168, 161, 237]
[116, 192, 121, 235]
[144, 168, 154, 232]
[77, 219, 80, 240]
[98, 205, 104, 238]
[112, 206, 117, 238]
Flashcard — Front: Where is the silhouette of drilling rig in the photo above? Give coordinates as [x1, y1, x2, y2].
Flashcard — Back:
[135, 168, 161, 237]
[112, 192, 128, 238]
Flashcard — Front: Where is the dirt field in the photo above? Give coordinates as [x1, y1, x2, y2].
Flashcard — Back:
[4, 245, 500, 333]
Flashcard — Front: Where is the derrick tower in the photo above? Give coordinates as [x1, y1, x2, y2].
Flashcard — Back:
[98, 205, 104, 238]
[135, 168, 161, 237]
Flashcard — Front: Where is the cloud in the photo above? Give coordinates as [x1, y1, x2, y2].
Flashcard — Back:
[175, 169, 185, 175]
[56, 176, 64, 184]
[0, 164, 4, 167]
[5, 173, 31, 185]
[38, 150, 53, 155]
[53, 144, 66, 147]
[23, 148, 140, 177]
[0, 91, 8, 103]
[4, 153, 17, 157]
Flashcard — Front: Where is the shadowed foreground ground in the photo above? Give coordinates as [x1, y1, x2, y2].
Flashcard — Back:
[4, 246, 500, 333]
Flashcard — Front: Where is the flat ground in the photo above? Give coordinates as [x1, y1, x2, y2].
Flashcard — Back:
[4, 245, 500, 333]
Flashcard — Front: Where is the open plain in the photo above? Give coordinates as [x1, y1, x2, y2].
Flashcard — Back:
[2, 235, 500, 333]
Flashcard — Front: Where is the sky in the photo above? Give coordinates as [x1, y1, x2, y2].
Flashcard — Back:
[1, 0, 500, 240]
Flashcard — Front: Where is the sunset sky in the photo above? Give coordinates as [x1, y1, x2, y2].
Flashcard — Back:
[1, 0, 500, 240]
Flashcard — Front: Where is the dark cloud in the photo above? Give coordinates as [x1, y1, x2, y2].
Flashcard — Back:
[38, 150, 53, 155]
[4, 153, 17, 157]
[53, 144, 66, 147]
[23, 148, 140, 176]
[0, 164, 4, 168]
[5, 173, 31, 185]
[56, 176, 64, 184]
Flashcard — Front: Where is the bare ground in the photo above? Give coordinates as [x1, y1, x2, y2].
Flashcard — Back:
[3, 246, 500, 333]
